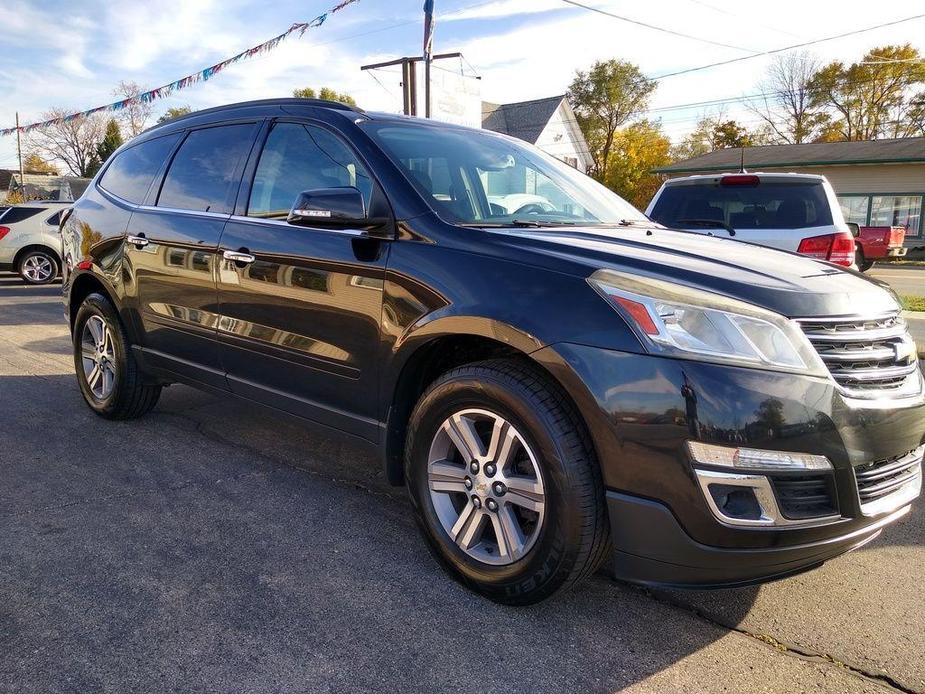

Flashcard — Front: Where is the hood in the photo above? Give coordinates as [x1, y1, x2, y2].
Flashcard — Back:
[491, 225, 898, 318]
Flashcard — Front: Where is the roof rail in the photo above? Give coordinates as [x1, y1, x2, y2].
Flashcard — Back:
[146, 98, 364, 132]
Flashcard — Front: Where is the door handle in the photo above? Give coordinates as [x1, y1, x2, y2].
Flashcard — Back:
[127, 234, 149, 248]
[223, 249, 256, 264]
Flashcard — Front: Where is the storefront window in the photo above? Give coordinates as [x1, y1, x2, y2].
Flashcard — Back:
[870, 195, 922, 237]
[837, 196, 869, 226]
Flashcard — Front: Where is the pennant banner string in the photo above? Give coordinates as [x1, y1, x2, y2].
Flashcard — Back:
[0, 0, 360, 136]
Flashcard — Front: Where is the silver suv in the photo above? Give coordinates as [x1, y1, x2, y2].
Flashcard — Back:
[0, 201, 69, 284]
[646, 172, 856, 267]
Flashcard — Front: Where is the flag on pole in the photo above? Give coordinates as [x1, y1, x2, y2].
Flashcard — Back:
[423, 0, 435, 61]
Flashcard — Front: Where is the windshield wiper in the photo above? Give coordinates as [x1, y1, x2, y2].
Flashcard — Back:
[674, 218, 736, 237]
[509, 219, 578, 228]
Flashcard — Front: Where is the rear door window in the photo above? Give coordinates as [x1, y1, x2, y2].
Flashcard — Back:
[0, 207, 45, 224]
[98, 134, 180, 204]
[651, 180, 834, 230]
[158, 123, 257, 214]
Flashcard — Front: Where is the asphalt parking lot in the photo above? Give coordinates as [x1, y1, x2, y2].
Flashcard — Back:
[1, 274, 923, 694]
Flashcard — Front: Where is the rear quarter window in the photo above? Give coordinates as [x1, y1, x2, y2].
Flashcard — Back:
[98, 133, 181, 204]
[651, 180, 834, 230]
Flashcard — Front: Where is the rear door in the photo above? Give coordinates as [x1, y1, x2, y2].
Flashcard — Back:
[216, 119, 389, 441]
[648, 177, 840, 251]
[123, 121, 260, 388]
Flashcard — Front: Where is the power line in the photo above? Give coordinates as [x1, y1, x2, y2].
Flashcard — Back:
[651, 12, 925, 80]
[560, 0, 760, 54]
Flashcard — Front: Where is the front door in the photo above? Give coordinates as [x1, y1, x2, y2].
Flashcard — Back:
[216, 120, 389, 441]
[124, 121, 259, 388]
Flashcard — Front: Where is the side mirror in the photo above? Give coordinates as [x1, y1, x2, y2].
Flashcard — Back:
[288, 187, 367, 228]
[846, 222, 860, 238]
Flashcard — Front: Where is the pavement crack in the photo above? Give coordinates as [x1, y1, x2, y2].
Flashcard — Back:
[635, 585, 919, 693]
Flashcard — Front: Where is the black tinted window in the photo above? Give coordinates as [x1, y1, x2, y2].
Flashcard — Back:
[45, 211, 62, 226]
[159, 124, 255, 214]
[651, 180, 834, 230]
[98, 134, 179, 204]
[248, 123, 372, 219]
[0, 207, 46, 224]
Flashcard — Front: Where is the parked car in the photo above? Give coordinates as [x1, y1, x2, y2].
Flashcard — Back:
[646, 172, 857, 268]
[61, 99, 923, 604]
[0, 200, 70, 284]
[855, 225, 907, 271]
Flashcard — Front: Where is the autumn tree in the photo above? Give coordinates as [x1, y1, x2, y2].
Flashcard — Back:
[28, 109, 107, 177]
[22, 154, 58, 175]
[807, 44, 925, 140]
[156, 106, 193, 124]
[292, 87, 357, 106]
[567, 60, 656, 181]
[750, 52, 827, 144]
[113, 80, 155, 137]
[604, 120, 671, 210]
[671, 113, 763, 160]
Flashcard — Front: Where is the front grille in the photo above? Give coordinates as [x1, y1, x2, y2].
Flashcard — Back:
[854, 448, 923, 512]
[771, 474, 837, 520]
[798, 313, 919, 397]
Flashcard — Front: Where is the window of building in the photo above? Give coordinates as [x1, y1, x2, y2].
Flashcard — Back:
[248, 123, 373, 219]
[837, 196, 869, 226]
[158, 124, 256, 214]
[98, 134, 180, 204]
[870, 195, 922, 237]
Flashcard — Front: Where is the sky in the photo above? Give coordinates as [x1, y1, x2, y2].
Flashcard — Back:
[2, 0, 925, 171]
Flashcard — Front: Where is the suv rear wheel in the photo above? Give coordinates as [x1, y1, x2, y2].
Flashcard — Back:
[405, 359, 609, 604]
[73, 293, 161, 419]
[18, 249, 58, 285]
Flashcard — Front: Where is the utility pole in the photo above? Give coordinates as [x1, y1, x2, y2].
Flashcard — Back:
[15, 112, 24, 198]
[423, 0, 435, 118]
[360, 52, 461, 117]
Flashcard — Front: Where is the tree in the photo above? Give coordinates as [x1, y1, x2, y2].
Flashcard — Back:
[749, 52, 827, 144]
[157, 106, 192, 124]
[28, 108, 107, 177]
[22, 154, 58, 175]
[807, 44, 925, 140]
[292, 87, 357, 106]
[567, 60, 656, 181]
[113, 80, 155, 137]
[671, 113, 762, 161]
[604, 120, 671, 210]
[95, 119, 123, 169]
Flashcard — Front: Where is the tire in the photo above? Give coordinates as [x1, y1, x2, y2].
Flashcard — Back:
[18, 249, 59, 285]
[405, 358, 610, 605]
[72, 293, 161, 420]
[856, 247, 873, 272]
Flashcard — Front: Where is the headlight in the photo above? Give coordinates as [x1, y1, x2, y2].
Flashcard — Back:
[588, 269, 827, 376]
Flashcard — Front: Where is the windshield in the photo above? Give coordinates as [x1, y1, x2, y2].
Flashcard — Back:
[650, 179, 835, 230]
[363, 122, 647, 227]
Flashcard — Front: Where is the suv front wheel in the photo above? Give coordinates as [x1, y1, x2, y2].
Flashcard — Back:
[73, 293, 161, 419]
[405, 359, 610, 604]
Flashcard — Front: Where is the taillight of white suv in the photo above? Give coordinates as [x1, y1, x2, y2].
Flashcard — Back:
[797, 231, 855, 267]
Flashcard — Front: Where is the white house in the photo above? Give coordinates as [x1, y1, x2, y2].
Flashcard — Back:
[481, 95, 592, 173]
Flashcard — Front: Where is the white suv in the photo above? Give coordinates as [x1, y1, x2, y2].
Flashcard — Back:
[0, 201, 69, 284]
[646, 172, 856, 267]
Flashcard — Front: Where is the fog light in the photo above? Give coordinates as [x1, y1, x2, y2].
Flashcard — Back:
[688, 441, 832, 471]
[708, 484, 763, 521]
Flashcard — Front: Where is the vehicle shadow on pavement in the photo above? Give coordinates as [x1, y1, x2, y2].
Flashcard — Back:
[0, 374, 763, 693]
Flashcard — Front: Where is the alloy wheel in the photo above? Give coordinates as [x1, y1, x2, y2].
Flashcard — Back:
[427, 408, 546, 566]
[80, 315, 116, 400]
[22, 253, 54, 283]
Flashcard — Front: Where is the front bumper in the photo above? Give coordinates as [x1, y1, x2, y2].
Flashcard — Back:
[532, 343, 925, 588]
